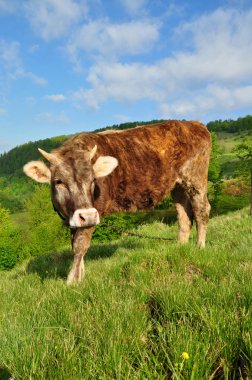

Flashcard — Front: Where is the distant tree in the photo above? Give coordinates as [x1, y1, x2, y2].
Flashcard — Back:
[208, 132, 221, 182]
[234, 138, 252, 215]
[208, 132, 222, 205]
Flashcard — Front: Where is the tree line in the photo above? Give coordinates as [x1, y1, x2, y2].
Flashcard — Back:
[207, 114, 252, 133]
[0, 135, 69, 176]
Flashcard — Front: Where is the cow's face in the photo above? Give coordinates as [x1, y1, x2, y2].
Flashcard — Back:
[23, 146, 118, 228]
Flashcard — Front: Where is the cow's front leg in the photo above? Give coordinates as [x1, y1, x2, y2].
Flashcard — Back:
[67, 227, 95, 285]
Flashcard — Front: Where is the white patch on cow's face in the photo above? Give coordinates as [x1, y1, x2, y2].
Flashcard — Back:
[23, 161, 51, 183]
[69, 208, 100, 228]
[93, 156, 118, 178]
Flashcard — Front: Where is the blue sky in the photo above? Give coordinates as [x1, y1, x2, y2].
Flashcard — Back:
[0, 0, 252, 153]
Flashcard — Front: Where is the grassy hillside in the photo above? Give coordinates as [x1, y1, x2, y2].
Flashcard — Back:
[0, 208, 251, 379]
[216, 130, 252, 178]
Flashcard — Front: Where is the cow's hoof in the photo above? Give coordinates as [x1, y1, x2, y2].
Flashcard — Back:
[197, 242, 205, 249]
[67, 261, 85, 285]
[66, 276, 81, 285]
[66, 272, 83, 285]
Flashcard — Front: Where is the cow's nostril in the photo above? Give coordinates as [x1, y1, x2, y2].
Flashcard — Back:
[79, 214, 86, 222]
[70, 208, 99, 228]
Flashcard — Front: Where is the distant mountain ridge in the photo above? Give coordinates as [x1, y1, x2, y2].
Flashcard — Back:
[0, 135, 70, 176]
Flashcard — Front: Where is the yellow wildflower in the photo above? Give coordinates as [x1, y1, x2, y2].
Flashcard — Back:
[182, 351, 189, 360]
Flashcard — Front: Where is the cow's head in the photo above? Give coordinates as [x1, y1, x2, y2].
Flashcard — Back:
[23, 146, 118, 228]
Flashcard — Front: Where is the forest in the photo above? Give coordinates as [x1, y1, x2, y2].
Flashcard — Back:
[207, 114, 252, 133]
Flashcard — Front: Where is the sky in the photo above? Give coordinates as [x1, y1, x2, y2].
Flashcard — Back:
[0, 0, 252, 153]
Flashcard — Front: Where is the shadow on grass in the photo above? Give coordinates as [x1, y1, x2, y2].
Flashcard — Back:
[0, 367, 13, 380]
[26, 243, 119, 281]
[141, 208, 177, 225]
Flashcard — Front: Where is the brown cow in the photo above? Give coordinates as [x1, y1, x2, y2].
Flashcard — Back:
[23, 121, 211, 284]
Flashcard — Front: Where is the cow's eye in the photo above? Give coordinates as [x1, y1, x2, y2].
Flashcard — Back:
[93, 183, 100, 200]
[55, 179, 64, 185]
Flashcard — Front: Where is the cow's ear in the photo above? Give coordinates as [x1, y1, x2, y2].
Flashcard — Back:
[93, 156, 118, 178]
[23, 161, 51, 183]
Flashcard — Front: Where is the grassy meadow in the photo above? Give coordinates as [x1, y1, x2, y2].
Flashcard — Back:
[0, 207, 251, 380]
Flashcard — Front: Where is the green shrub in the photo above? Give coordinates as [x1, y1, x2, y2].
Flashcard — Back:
[0, 176, 34, 213]
[0, 245, 18, 270]
[155, 195, 173, 210]
[23, 186, 70, 255]
[0, 207, 22, 270]
[93, 212, 142, 242]
[0, 190, 23, 212]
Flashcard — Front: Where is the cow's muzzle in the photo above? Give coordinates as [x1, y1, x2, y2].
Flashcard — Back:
[69, 208, 100, 228]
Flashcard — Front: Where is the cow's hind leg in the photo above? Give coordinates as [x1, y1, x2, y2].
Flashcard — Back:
[171, 184, 194, 244]
[189, 190, 211, 248]
[67, 227, 95, 285]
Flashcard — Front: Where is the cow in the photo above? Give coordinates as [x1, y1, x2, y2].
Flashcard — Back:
[23, 121, 211, 284]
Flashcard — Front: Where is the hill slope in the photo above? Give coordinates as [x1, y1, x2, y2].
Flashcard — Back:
[0, 135, 69, 176]
[0, 208, 251, 379]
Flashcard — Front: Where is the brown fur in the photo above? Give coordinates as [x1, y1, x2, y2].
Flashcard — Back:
[24, 120, 211, 284]
[55, 121, 210, 214]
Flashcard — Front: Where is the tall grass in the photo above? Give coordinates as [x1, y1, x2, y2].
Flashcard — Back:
[0, 208, 251, 379]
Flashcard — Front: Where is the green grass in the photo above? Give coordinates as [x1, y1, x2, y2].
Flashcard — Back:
[0, 208, 251, 379]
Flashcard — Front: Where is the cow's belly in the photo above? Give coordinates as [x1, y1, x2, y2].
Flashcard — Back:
[114, 186, 171, 212]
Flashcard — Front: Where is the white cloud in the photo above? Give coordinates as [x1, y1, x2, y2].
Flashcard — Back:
[160, 84, 252, 120]
[0, 0, 17, 12]
[9, 69, 48, 86]
[120, 0, 148, 16]
[66, 19, 160, 68]
[26, 72, 48, 86]
[45, 94, 66, 102]
[74, 8, 252, 119]
[24, 0, 88, 41]
[72, 60, 169, 109]
[0, 40, 21, 70]
[172, 8, 252, 83]
[163, 2, 185, 19]
[0, 39, 48, 86]
[78, 61, 165, 109]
